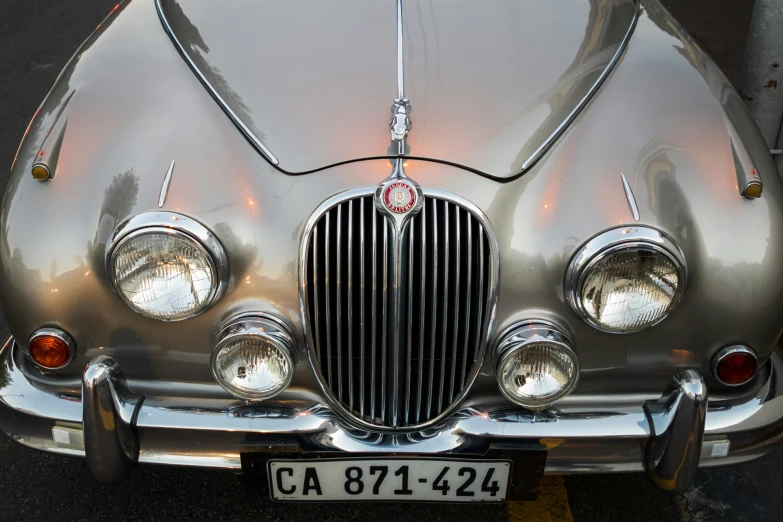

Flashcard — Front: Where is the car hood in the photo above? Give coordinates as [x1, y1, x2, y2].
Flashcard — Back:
[159, 0, 638, 179]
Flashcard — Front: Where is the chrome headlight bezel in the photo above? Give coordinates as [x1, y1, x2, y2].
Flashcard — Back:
[106, 212, 228, 321]
[211, 313, 296, 401]
[564, 227, 687, 334]
[494, 321, 580, 409]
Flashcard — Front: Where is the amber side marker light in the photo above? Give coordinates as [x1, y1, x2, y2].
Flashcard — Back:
[712, 346, 758, 386]
[743, 181, 763, 199]
[31, 163, 51, 181]
[28, 328, 75, 369]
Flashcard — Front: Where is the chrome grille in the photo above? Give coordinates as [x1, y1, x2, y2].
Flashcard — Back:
[303, 192, 494, 429]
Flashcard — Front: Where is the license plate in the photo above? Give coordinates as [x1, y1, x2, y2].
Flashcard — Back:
[268, 458, 511, 502]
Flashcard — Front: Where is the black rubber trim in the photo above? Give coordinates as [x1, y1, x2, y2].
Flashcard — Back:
[641, 401, 657, 475]
[129, 394, 145, 465]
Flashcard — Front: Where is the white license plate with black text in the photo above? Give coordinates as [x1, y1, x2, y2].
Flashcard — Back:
[268, 458, 511, 502]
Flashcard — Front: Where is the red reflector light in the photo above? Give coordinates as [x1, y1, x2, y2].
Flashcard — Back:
[714, 347, 758, 386]
[28, 329, 74, 369]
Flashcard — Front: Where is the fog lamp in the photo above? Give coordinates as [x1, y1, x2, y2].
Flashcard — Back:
[712, 346, 758, 386]
[28, 328, 75, 369]
[494, 322, 579, 409]
[211, 314, 295, 400]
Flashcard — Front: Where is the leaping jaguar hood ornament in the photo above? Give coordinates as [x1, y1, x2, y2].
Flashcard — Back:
[376, 0, 422, 225]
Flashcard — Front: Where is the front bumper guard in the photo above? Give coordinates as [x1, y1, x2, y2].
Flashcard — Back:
[2, 339, 782, 494]
[643, 371, 707, 493]
[82, 356, 142, 484]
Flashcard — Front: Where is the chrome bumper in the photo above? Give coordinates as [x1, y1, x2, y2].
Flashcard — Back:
[2, 339, 783, 493]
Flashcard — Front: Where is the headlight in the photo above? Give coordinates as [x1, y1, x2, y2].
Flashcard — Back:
[108, 212, 227, 321]
[211, 314, 295, 400]
[494, 321, 579, 409]
[565, 227, 686, 334]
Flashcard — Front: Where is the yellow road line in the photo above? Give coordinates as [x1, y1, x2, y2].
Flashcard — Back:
[507, 477, 574, 522]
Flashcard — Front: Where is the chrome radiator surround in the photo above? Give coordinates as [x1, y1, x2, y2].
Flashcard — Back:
[298, 187, 499, 431]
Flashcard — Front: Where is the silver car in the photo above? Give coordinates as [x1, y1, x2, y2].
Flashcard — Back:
[2, 0, 782, 502]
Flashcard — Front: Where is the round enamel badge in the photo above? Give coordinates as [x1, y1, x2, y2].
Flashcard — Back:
[382, 181, 417, 214]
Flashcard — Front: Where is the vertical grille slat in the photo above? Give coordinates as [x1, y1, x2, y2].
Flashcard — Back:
[370, 208, 378, 421]
[336, 204, 343, 402]
[347, 200, 354, 410]
[312, 225, 321, 364]
[461, 213, 472, 385]
[427, 198, 438, 419]
[359, 200, 366, 417]
[305, 193, 493, 429]
[450, 207, 460, 403]
[475, 228, 485, 366]
[324, 213, 333, 388]
[438, 202, 449, 414]
[404, 219, 414, 425]
[416, 203, 426, 424]
[381, 222, 388, 425]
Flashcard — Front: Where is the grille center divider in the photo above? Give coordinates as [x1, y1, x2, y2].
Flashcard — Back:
[304, 193, 493, 429]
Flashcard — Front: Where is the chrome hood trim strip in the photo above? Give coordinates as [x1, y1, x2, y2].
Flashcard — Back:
[396, 0, 404, 102]
[520, 4, 640, 171]
[154, 0, 280, 166]
[389, 0, 411, 156]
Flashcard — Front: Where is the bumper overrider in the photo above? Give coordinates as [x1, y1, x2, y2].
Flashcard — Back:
[2, 338, 783, 498]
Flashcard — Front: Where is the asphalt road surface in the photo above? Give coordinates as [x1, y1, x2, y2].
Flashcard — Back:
[0, 1, 780, 520]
